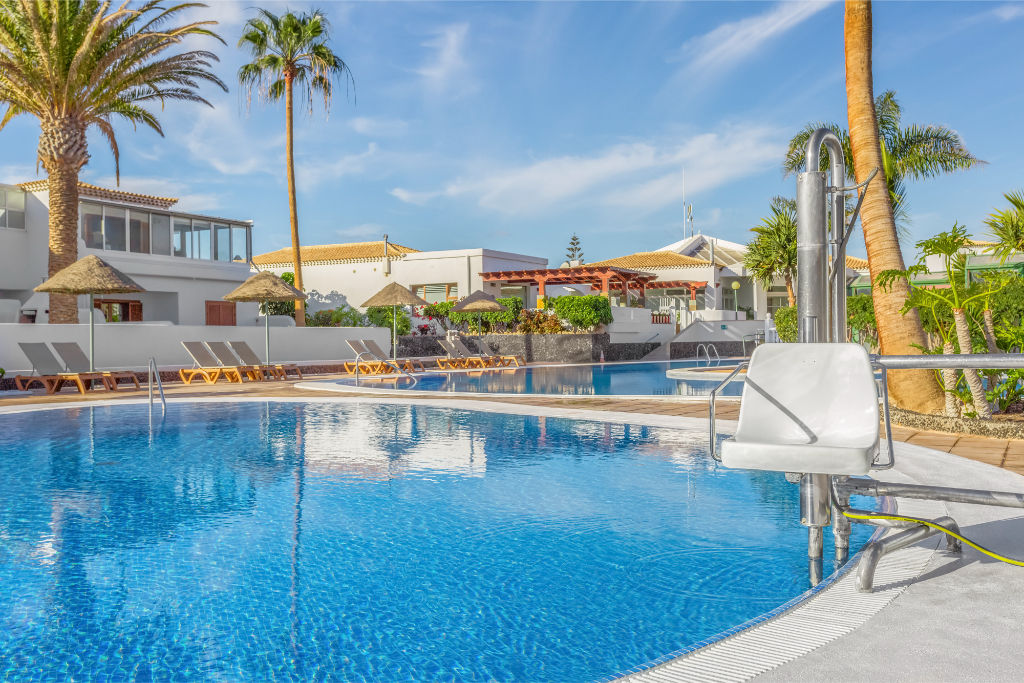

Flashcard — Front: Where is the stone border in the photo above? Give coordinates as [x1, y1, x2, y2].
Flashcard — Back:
[890, 406, 1024, 440]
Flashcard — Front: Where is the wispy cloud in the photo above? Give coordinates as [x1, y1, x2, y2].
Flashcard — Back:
[295, 143, 379, 190]
[88, 175, 222, 213]
[349, 116, 409, 137]
[0, 164, 41, 184]
[336, 223, 388, 240]
[415, 23, 474, 95]
[390, 124, 785, 216]
[992, 3, 1024, 21]
[182, 99, 278, 176]
[670, 1, 831, 83]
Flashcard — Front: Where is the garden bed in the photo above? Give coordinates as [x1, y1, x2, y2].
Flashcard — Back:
[889, 406, 1024, 440]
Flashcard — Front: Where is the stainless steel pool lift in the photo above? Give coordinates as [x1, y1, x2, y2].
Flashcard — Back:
[707, 129, 1024, 591]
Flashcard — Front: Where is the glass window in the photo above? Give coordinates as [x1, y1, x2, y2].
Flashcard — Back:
[214, 223, 231, 261]
[103, 206, 126, 251]
[129, 210, 150, 253]
[416, 283, 458, 304]
[173, 218, 191, 258]
[192, 220, 210, 259]
[151, 214, 171, 255]
[0, 189, 25, 229]
[81, 203, 103, 248]
[231, 226, 249, 261]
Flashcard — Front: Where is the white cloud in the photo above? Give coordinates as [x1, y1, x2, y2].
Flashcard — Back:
[390, 125, 785, 216]
[337, 223, 388, 240]
[993, 4, 1024, 21]
[349, 116, 409, 137]
[181, 99, 278, 176]
[295, 143, 378, 190]
[670, 2, 831, 82]
[415, 23, 474, 94]
[0, 164, 41, 184]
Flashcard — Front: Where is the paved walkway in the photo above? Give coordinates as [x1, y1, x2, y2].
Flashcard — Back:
[2, 373, 1022, 475]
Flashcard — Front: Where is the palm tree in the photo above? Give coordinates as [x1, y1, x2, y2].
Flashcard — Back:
[985, 190, 1024, 263]
[844, 0, 944, 414]
[744, 197, 798, 306]
[238, 9, 351, 327]
[784, 91, 982, 230]
[0, 0, 225, 323]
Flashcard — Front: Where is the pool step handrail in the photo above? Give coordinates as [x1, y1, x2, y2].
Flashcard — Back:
[148, 357, 166, 415]
[353, 349, 418, 388]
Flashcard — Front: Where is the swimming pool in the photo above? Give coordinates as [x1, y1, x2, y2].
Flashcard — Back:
[331, 360, 745, 397]
[0, 402, 870, 681]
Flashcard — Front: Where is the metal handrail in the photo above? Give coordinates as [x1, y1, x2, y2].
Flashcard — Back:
[708, 343, 720, 366]
[694, 343, 707, 364]
[148, 357, 166, 415]
[707, 361, 748, 462]
[353, 349, 418, 388]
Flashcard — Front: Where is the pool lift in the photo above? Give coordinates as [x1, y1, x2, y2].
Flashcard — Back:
[708, 129, 1024, 591]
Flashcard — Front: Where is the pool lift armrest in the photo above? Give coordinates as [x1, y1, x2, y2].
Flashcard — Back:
[708, 362, 748, 463]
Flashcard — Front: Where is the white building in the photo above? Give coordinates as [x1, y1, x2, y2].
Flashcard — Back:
[252, 241, 548, 311]
[0, 181, 258, 325]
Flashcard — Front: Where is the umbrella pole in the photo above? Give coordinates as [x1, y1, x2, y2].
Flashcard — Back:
[89, 293, 95, 372]
[392, 304, 397, 359]
[265, 303, 271, 365]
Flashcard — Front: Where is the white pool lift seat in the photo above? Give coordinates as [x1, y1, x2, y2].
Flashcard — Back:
[720, 343, 879, 475]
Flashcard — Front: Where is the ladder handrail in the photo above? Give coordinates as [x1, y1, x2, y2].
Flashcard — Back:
[707, 343, 721, 366]
[353, 349, 418, 387]
[148, 357, 166, 415]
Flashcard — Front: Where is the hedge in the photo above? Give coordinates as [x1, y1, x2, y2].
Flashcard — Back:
[773, 305, 798, 342]
[547, 295, 613, 331]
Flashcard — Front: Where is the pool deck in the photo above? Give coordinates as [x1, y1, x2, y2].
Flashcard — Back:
[3, 372, 1024, 681]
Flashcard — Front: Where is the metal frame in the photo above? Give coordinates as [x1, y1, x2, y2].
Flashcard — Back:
[353, 350, 418, 388]
[148, 357, 166, 416]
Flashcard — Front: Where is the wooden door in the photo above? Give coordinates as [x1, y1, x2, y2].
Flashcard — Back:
[205, 300, 237, 326]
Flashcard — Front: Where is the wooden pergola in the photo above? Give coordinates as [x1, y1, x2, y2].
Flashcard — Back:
[480, 265, 658, 306]
[640, 279, 708, 302]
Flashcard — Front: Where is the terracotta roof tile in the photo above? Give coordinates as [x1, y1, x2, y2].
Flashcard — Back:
[845, 255, 869, 270]
[588, 251, 712, 269]
[18, 180, 178, 209]
[252, 241, 420, 266]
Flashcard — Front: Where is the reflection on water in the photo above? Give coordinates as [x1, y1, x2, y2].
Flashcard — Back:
[362, 360, 746, 396]
[0, 402, 862, 681]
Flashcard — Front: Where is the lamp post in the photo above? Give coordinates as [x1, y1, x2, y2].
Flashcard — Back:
[731, 280, 740, 315]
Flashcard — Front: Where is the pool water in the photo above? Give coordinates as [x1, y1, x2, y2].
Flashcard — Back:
[0, 403, 870, 681]
[355, 360, 745, 397]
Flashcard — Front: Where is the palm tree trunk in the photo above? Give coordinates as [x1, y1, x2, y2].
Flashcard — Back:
[844, 0, 943, 413]
[982, 308, 999, 353]
[942, 339, 959, 417]
[285, 74, 306, 327]
[784, 273, 795, 307]
[38, 119, 90, 324]
[952, 308, 991, 419]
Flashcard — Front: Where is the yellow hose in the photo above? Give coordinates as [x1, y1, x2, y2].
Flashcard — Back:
[843, 510, 1024, 567]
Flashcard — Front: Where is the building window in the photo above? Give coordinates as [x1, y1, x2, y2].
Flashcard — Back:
[103, 206, 127, 251]
[231, 225, 249, 262]
[413, 283, 459, 303]
[500, 285, 527, 305]
[129, 210, 150, 253]
[94, 298, 142, 322]
[192, 220, 211, 259]
[81, 203, 103, 248]
[173, 217, 191, 257]
[151, 214, 171, 255]
[0, 188, 25, 229]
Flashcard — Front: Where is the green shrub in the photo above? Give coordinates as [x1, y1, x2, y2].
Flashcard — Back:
[367, 306, 411, 339]
[773, 305, 798, 342]
[846, 294, 877, 348]
[264, 271, 297, 317]
[421, 301, 455, 329]
[547, 295, 613, 331]
[448, 296, 524, 333]
[516, 309, 565, 334]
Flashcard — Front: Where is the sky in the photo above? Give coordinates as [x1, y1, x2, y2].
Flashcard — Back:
[2, 0, 1023, 265]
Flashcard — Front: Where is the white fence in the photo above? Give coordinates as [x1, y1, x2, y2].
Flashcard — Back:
[0, 323, 390, 374]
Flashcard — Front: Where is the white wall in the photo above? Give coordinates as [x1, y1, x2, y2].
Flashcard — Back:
[673, 319, 767, 343]
[0, 323, 389, 373]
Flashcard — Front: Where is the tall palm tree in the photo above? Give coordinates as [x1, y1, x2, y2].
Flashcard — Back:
[844, 0, 944, 413]
[744, 197, 798, 307]
[984, 190, 1024, 263]
[238, 9, 351, 327]
[0, 0, 226, 323]
[784, 90, 982, 231]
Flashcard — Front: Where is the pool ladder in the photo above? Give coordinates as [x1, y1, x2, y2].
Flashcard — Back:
[353, 350, 418, 388]
[148, 357, 166, 415]
[695, 343, 720, 367]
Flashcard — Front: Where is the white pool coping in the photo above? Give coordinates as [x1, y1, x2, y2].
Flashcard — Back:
[2, 395, 1022, 681]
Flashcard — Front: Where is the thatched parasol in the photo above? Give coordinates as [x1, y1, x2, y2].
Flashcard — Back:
[361, 283, 428, 358]
[452, 290, 506, 334]
[35, 255, 145, 371]
[225, 271, 307, 364]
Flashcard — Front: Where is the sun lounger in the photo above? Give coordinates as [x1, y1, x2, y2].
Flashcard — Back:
[437, 338, 489, 369]
[450, 337, 501, 368]
[179, 342, 251, 384]
[361, 339, 438, 371]
[228, 341, 303, 380]
[13, 342, 111, 394]
[51, 341, 141, 390]
[206, 342, 266, 381]
[473, 339, 525, 367]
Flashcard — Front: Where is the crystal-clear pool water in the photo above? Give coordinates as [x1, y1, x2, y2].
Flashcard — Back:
[353, 360, 745, 397]
[0, 402, 869, 681]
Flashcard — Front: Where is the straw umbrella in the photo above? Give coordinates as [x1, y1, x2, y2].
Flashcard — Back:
[224, 271, 307, 364]
[361, 283, 428, 359]
[35, 254, 145, 371]
[451, 290, 507, 335]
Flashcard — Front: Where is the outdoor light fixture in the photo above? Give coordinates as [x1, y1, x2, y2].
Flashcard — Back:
[731, 280, 740, 312]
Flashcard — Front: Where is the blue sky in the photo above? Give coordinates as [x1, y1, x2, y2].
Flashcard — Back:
[2, 1, 1023, 265]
